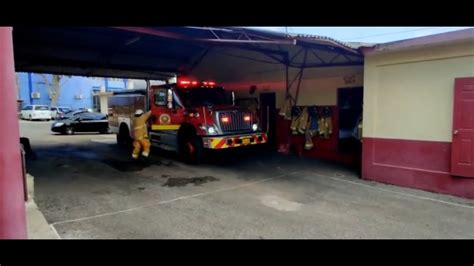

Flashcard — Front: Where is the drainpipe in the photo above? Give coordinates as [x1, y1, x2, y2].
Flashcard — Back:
[28, 72, 33, 104]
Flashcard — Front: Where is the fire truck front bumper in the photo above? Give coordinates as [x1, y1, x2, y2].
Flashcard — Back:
[203, 133, 268, 149]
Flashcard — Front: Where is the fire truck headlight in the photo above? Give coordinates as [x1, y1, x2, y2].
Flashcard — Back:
[208, 127, 216, 134]
[252, 124, 258, 131]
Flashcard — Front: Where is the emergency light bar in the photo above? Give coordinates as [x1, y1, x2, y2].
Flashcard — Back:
[178, 79, 217, 88]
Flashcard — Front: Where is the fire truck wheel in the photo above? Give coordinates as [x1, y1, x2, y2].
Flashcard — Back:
[117, 124, 132, 148]
[179, 134, 203, 164]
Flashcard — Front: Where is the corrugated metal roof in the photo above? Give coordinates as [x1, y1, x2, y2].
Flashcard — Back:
[12, 27, 364, 80]
[292, 33, 355, 48]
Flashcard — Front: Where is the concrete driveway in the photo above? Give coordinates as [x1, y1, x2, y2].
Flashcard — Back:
[21, 120, 474, 239]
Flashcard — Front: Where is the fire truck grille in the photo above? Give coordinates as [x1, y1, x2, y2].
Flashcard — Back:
[217, 111, 252, 133]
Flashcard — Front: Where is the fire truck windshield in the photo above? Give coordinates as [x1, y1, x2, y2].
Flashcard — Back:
[176, 87, 232, 107]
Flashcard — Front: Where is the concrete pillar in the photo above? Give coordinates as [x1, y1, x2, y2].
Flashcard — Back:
[0, 27, 27, 239]
[99, 94, 108, 114]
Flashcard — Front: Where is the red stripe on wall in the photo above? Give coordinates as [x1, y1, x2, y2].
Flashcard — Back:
[362, 137, 474, 199]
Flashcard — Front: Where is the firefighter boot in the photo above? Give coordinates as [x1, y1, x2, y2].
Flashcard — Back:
[132, 140, 142, 159]
[141, 138, 151, 158]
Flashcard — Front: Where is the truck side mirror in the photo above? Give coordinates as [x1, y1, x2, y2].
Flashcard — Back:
[232, 91, 235, 106]
[167, 89, 173, 109]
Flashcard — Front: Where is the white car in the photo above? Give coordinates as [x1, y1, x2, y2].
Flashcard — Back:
[50, 106, 71, 119]
[20, 105, 52, 121]
[50, 106, 60, 119]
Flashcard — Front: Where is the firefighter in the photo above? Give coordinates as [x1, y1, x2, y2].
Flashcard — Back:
[132, 109, 152, 160]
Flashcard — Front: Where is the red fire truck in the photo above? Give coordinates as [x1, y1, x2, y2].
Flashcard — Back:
[108, 79, 267, 163]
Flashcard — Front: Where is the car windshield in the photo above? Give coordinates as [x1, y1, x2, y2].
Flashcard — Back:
[176, 87, 232, 107]
[63, 110, 86, 119]
[35, 106, 49, 111]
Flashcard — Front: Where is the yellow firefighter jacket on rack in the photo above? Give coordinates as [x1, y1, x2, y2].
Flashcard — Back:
[318, 109, 333, 139]
[279, 95, 293, 121]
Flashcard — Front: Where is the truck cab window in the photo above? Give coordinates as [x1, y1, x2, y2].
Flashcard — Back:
[175, 87, 232, 108]
[154, 89, 168, 106]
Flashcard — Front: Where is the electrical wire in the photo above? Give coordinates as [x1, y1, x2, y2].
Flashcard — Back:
[341, 27, 441, 41]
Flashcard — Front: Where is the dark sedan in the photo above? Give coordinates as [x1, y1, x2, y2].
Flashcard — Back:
[51, 112, 110, 135]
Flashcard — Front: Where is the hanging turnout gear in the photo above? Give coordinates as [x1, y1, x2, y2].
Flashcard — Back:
[317, 107, 333, 139]
[323, 107, 333, 138]
[304, 121, 313, 150]
[279, 95, 294, 121]
[290, 106, 302, 135]
[317, 111, 325, 137]
[307, 106, 319, 136]
[304, 106, 319, 150]
[132, 110, 152, 159]
[287, 105, 334, 151]
[297, 107, 309, 134]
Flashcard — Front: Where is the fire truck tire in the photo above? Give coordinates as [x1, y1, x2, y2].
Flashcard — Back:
[117, 124, 132, 148]
[179, 133, 203, 164]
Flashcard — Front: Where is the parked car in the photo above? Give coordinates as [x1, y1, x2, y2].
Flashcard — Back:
[61, 107, 72, 113]
[20, 105, 52, 121]
[52, 107, 73, 119]
[55, 109, 88, 120]
[51, 112, 110, 135]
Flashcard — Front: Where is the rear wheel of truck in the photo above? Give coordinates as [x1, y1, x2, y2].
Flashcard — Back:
[179, 132, 204, 164]
[117, 124, 132, 148]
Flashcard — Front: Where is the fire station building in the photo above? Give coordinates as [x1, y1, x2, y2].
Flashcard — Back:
[361, 29, 474, 198]
[196, 28, 474, 199]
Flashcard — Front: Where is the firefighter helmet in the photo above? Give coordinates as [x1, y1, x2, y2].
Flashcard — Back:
[134, 109, 145, 117]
